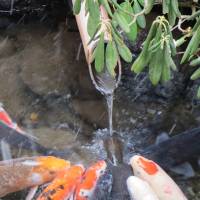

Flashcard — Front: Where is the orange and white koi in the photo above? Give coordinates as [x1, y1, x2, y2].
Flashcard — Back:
[0, 156, 70, 197]
[75, 160, 107, 200]
[37, 165, 85, 200]
[130, 155, 187, 200]
[0, 106, 23, 134]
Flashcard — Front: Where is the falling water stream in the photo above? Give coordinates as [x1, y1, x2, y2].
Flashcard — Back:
[89, 68, 119, 166]
[105, 93, 119, 166]
[106, 94, 113, 137]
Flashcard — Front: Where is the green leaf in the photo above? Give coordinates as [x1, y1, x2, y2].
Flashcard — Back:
[165, 41, 177, 71]
[127, 24, 137, 42]
[181, 26, 200, 63]
[171, 0, 181, 17]
[99, 0, 113, 17]
[148, 24, 162, 52]
[190, 27, 200, 54]
[111, 24, 132, 63]
[111, 26, 124, 45]
[88, 0, 100, 19]
[95, 33, 105, 73]
[73, 0, 82, 14]
[168, 2, 176, 26]
[161, 61, 171, 83]
[191, 68, 200, 80]
[144, 0, 155, 14]
[161, 43, 171, 82]
[148, 40, 161, 52]
[193, 17, 200, 32]
[169, 56, 177, 71]
[113, 31, 132, 62]
[87, 14, 100, 38]
[138, 0, 144, 6]
[162, 0, 169, 14]
[149, 48, 163, 85]
[175, 36, 187, 47]
[117, 42, 132, 62]
[131, 22, 157, 73]
[133, 0, 146, 29]
[131, 52, 147, 73]
[190, 57, 200, 67]
[165, 25, 177, 56]
[119, 1, 137, 42]
[106, 41, 118, 76]
[142, 22, 157, 52]
[115, 11, 130, 33]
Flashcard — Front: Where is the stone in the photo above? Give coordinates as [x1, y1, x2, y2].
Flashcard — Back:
[186, 79, 200, 106]
[0, 55, 34, 121]
[0, 37, 17, 58]
[30, 127, 78, 150]
[19, 24, 82, 96]
[72, 99, 108, 128]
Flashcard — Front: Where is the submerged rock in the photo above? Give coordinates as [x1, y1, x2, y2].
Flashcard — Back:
[19, 24, 81, 97]
[186, 79, 200, 106]
[0, 37, 16, 58]
[118, 69, 184, 104]
[72, 99, 107, 128]
[0, 54, 34, 120]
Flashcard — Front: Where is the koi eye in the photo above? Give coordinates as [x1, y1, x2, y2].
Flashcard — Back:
[81, 191, 87, 197]
[80, 190, 90, 198]
[100, 169, 104, 174]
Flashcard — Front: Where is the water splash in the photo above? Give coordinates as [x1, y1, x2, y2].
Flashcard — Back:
[106, 137, 118, 166]
[94, 129, 123, 166]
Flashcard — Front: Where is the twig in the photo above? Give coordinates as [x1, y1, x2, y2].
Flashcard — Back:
[169, 123, 177, 135]
[10, 0, 14, 15]
[76, 43, 82, 61]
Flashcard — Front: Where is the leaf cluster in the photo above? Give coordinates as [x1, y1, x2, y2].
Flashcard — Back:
[73, 0, 200, 97]
[131, 16, 177, 85]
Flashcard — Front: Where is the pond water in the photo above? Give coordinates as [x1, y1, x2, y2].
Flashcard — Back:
[0, 22, 200, 199]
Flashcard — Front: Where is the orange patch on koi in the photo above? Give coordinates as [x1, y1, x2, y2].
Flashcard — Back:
[138, 157, 158, 175]
[0, 107, 24, 133]
[37, 165, 84, 200]
[75, 160, 107, 200]
[33, 156, 71, 182]
[0, 108, 13, 127]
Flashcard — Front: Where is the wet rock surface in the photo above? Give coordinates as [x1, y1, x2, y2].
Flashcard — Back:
[18, 24, 81, 96]
[118, 64, 185, 104]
